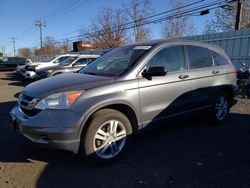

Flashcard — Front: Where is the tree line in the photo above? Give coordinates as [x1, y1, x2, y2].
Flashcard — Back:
[18, 0, 250, 58]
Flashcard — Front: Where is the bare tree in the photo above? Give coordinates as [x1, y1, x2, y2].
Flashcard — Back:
[83, 7, 128, 49]
[126, 0, 153, 42]
[34, 36, 70, 55]
[18, 48, 33, 58]
[161, 0, 196, 39]
[204, 0, 250, 33]
[57, 40, 71, 54]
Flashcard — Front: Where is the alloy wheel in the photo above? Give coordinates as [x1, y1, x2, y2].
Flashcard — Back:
[93, 120, 127, 159]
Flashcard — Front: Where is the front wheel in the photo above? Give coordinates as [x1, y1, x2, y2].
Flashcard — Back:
[81, 109, 133, 165]
[210, 92, 230, 124]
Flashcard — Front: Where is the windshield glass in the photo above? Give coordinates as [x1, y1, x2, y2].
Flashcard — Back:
[41, 56, 56, 62]
[79, 45, 151, 77]
[60, 56, 78, 66]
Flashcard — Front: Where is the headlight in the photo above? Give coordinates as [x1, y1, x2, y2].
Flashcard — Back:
[35, 91, 83, 110]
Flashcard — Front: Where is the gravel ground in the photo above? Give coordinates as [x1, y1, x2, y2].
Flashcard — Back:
[0, 71, 250, 188]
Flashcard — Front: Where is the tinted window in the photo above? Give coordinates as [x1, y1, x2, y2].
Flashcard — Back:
[187, 46, 213, 69]
[60, 57, 78, 66]
[211, 51, 228, 66]
[147, 45, 186, 72]
[89, 58, 97, 63]
[75, 58, 87, 65]
[56, 56, 70, 63]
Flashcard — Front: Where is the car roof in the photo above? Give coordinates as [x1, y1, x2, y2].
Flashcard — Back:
[77, 54, 100, 58]
[131, 39, 226, 55]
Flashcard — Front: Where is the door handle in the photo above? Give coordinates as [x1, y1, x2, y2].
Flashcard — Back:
[178, 74, 189, 79]
[212, 70, 220, 74]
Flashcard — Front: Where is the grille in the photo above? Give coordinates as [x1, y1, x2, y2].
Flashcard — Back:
[25, 66, 36, 71]
[19, 94, 41, 117]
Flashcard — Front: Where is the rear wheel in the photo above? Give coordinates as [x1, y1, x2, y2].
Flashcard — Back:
[81, 109, 132, 165]
[210, 92, 230, 124]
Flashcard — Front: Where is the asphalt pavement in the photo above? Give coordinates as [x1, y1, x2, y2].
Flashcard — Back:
[0, 71, 250, 188]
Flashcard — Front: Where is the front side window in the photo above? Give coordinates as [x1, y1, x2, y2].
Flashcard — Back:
[56, 56, 71, 64]
[74, 58, 87, 65]
[187, 46, 213, 69]
[146, 45, 186, 72]
[211, 51, 229, 66]
[80, 45, 150, 77]
[60, 57, 78, 66]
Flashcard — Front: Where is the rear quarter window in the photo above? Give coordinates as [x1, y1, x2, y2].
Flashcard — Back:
[187, 45, 213, 69]
[211, 51, 229, 66]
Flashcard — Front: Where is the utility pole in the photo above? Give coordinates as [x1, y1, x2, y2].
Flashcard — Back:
[35, 20, 46, 48]
[235, 0, 242, 30]
[0, 46, 5, 56]
[10, 37, 16, 56]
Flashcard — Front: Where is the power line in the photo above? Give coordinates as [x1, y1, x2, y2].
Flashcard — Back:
[42, 0, 80, 21]
[52, 0, 146, 39]
[52, 0, 206, 44]
[45, 0, 89, 23]
[32, 0, 236, 48]
[81, 0, 226, 39]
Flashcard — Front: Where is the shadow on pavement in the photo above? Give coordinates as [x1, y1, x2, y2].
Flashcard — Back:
[0, 71, 32, 87]
[0, 101, 250, 188]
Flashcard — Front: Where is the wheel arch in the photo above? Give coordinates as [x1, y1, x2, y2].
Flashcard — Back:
[78, 102, 140, 141]
[219, 85, 235, 106]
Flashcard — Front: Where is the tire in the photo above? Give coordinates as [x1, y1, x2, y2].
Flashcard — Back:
[210, 92, 230, 124]
[80, 109, 133, 165]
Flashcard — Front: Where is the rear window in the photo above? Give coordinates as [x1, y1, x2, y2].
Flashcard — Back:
[211, 51, 229, 66]
[187, 46, 213, 69]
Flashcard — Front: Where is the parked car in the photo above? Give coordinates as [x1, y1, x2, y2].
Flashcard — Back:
[21, 54, 79, 79]
[35, 55, 99, 79]
[10, 39, 238, 165]
[0, 57, 31, 70]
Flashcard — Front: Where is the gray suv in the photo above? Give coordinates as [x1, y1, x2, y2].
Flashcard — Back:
[10, 39, 238, 164]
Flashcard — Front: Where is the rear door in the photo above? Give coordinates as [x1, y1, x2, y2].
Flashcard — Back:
[138, 45, 195, 126]
[185, 45, 217, 108]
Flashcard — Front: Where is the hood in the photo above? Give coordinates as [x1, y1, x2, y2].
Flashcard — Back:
[36, 62, 57, 69]
[38, 64, 61, 72]
[23, 73, 115, 98]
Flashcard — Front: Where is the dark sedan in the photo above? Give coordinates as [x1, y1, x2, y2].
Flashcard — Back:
[0, 57, 31, 70]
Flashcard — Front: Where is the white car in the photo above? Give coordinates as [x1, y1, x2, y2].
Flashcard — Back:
[21, 54, 78, 79]
[14, 59, 32, 74]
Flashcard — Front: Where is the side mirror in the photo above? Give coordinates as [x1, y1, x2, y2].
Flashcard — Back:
[53, 60, 59, 64]
[142, 66, 167, 78]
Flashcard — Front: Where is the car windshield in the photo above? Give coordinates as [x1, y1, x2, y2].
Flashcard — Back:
[41, 56, 56, 62]
[60, 56, 78, 66]
[79, 45, 151, 77]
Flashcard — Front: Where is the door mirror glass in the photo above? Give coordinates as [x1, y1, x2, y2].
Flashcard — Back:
[142, 66, 167, 78]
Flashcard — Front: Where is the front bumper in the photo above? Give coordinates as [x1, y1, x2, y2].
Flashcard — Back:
[10, 105, 82, 153]
[21, 70, 37, 79]
[35, 71, 49, 79]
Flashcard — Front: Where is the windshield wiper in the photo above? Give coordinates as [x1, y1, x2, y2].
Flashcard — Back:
[84, 71, 116, 77]
[84, 71, 99, 75]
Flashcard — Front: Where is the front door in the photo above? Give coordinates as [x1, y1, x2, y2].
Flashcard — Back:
[138, 45, 194, 126]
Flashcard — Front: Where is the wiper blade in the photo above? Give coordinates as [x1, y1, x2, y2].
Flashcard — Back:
[84, 71, 116, 77]
[84, 71, 99, 75]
